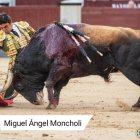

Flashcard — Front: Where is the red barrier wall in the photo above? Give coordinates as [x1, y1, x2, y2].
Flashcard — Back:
[0, 6, 140, 30]
[16, 0, 62, 5]
[82, 7, 140, 29]
[0, 6, 60, 29]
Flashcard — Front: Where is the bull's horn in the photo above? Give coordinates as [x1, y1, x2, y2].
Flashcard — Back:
[4, 91, 18, 100]
[0, 71, 13, 93]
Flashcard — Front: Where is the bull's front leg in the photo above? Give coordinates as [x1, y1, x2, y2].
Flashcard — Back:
[46, 70, 59, 109]
[53, 77, 70, 107]
[46, 81, 56, 109]
[46, 59, 71, 109]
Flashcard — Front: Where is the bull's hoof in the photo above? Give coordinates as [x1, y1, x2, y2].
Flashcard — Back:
[46, 104, 57, 109]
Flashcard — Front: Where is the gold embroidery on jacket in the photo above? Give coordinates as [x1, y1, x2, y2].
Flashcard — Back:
[2, 22, 35, 69]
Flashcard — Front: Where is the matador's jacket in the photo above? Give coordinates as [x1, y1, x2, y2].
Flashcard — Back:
[0, 21, 35, 69]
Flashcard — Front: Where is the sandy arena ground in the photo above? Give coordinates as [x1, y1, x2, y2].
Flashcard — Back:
[1, 72, 140, 140]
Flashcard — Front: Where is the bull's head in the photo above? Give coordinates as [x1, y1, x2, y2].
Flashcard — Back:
[11, 29, 50, 105]
[12, 58, 47, 105]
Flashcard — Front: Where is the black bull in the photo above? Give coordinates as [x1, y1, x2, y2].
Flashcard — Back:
[12, 23, 140, 109]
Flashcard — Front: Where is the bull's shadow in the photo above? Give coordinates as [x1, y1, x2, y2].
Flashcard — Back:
[12, 23, 140, 109]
